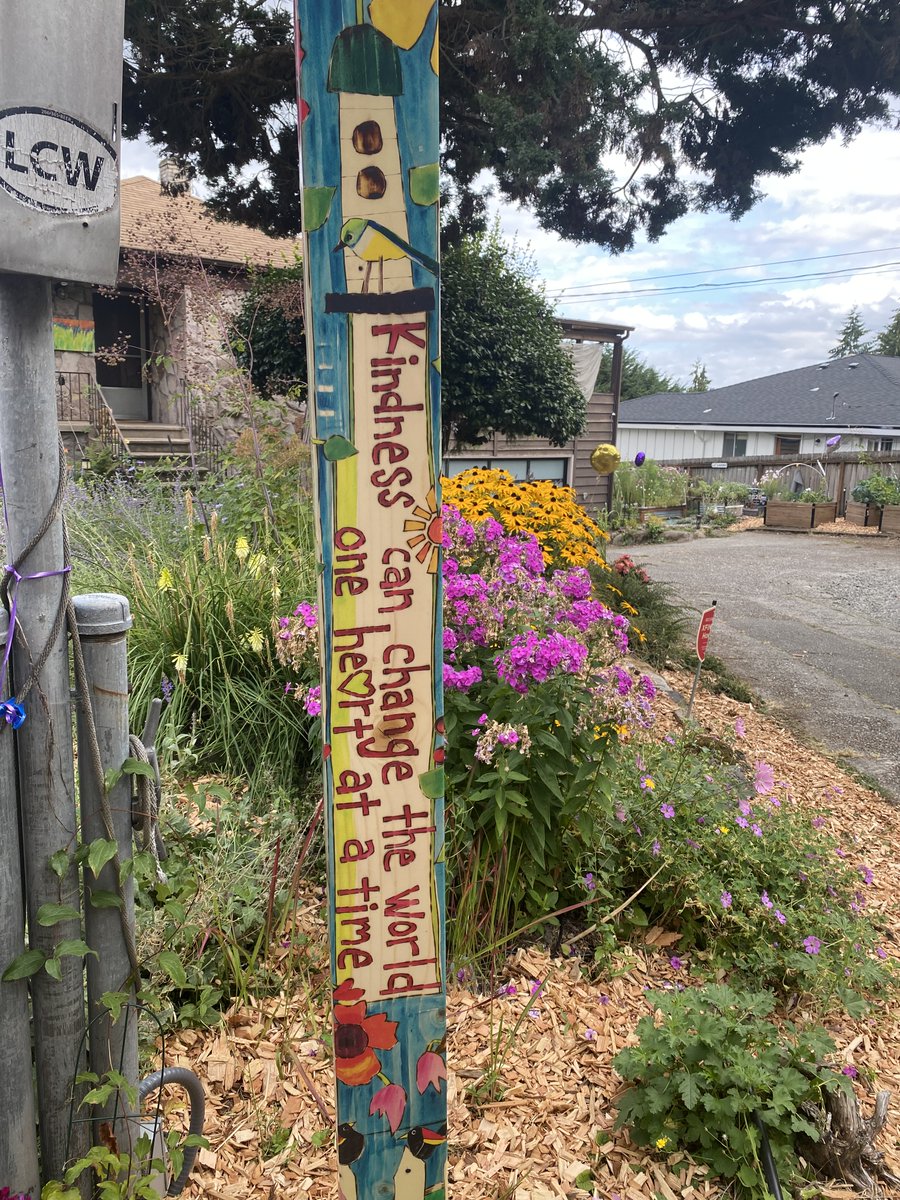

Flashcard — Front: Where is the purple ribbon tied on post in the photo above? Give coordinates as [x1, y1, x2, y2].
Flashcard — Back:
[0, 561, 72, 731]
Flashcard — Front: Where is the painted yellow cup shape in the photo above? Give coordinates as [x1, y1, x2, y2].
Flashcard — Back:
[369, 0, 433, 50]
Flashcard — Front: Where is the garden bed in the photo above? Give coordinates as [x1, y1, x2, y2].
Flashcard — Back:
[163, 675, 900, 1200]
[764, 499, 838, 530]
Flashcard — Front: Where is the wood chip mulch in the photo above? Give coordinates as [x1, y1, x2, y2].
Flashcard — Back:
[161, 677, 900, 1200]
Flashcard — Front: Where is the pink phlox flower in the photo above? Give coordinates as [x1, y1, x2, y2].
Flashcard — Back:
[369, 1082, 407, 1133]
[304, 685, 322, 717]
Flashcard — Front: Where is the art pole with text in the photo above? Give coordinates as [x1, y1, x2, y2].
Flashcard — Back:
[294, 2, 446, 1197]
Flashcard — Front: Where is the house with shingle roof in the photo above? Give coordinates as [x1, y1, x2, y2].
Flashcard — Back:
[617, 354, 900, 462]
[54, 166, 300, 467]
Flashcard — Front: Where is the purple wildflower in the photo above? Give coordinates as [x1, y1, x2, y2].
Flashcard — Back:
[660, 803, 675, 820]
[670, 956, 683, 970]
[761, 891, 773, 910]
[775, 910, 787, 925]
[720, 891, 732, 909]
[803, 935, 822, 955]
[842, 1065, 858, 1078]
[652, 839, 661, 857]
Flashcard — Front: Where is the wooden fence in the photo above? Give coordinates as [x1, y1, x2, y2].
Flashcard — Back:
[664, 452, 900, 515]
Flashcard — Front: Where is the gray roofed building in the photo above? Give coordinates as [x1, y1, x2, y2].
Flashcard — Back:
[617, 354, 900, 463]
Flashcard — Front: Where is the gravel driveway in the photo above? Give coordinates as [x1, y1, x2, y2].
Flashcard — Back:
[632, 531, 900, 801]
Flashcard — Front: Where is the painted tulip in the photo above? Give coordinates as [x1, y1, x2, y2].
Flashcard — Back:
[369, 1082, 407, 1133]
[416, 1050, 447, 1095]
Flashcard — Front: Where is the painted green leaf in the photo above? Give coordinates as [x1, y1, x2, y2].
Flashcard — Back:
[419, 768, 444, 799]
[2, 947, 46, 981]
[37, 902, 81, 927]
[323, 435, 358, 462]
[409, 163, 439, 207]
[432, 356, 441, 374]
[303, 186, 336, 232]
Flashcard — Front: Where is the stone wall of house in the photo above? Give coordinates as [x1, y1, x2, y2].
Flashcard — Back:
[180, 277, 306, 446]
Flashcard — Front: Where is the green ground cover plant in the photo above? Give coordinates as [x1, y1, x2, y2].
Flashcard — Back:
[584, 734, 895, 1010]
[614, 983, 843, 1199]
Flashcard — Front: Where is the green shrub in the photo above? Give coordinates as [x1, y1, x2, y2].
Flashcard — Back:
[615, 983, 841, 1199]
[851, 471, 900, 506]
[594, 554, 689, 671]
[589, 736, 895, 1009]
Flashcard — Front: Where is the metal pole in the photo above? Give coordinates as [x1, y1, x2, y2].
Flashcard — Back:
[0, 606, 41, 1197]
[74, 594, 138, 1154]
[0, 272, 88, 1184]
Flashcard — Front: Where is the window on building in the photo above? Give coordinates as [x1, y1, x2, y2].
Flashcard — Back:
[775, 435, 802, 456]
[722, 432, 748, 457]
[443, 457, 569, 484]
[872, 438, 894, 452]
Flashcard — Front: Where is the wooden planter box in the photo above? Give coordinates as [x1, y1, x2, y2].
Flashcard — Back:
[881, 504, 900, 534]
[763, 500, 837, 530]
[845, 500, 884, 528]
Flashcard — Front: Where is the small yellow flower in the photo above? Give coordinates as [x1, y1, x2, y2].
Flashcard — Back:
[643, 777, 655, 790]
[235, 536, 250, 563]
[157, 567, 175, 592]
[719, 825, 729, 835]
[244, 627, 265, 654]
[655, 1136, 669, 1149]
[172, 652, 188, 682]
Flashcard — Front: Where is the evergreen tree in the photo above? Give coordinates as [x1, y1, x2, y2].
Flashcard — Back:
[829, 306, 873, 358]
[874, 305, 900, 356]
[595, 348, 684, 400]
[123, 0, 900, 247]
[690, 360, 712, 391]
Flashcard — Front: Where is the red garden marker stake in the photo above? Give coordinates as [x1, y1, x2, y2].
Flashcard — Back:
[687, 601, 717, 718]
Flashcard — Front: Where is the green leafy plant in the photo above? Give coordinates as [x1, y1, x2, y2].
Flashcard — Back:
[851, 471, 900, 506]
[615, 983, 841, 1199]
[592, 736, 896, 1009]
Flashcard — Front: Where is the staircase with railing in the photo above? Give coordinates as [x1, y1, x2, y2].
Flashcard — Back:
[55, 371, 222, 475]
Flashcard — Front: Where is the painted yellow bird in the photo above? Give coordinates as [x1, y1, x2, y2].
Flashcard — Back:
[337, 217, 439, 291]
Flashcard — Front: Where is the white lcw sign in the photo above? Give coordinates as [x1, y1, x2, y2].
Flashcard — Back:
[0, 0, 124, 284]
[0, 106, 118, 216]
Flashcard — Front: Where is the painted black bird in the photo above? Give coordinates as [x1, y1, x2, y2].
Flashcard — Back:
[338, 1123, 365, 1200]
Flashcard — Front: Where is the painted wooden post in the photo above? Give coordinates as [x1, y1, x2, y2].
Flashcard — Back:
[294, 3, 446, 1197]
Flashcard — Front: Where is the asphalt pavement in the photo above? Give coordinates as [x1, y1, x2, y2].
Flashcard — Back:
[632, 531, 900, 801]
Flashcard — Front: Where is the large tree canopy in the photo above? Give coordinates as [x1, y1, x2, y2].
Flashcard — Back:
[124, 0, 900, 249]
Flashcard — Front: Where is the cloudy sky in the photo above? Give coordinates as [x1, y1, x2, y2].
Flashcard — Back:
[123, 122, 900, 389]
[495, 125, 900, 388]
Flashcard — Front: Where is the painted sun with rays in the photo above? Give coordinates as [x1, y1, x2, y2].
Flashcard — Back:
[403, 488, 442, 574]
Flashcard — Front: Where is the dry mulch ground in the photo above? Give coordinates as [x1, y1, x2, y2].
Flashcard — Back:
[164, 678, 900, 1200]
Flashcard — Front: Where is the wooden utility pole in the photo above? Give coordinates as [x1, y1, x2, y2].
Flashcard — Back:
[294, 3, 448, 1196]
[0, 1, 125, 1186]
